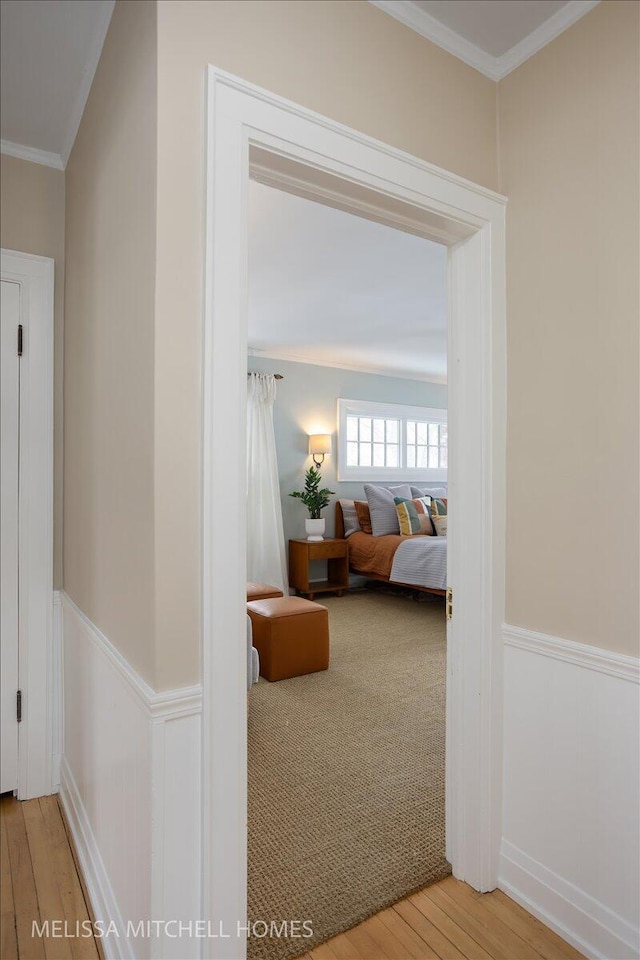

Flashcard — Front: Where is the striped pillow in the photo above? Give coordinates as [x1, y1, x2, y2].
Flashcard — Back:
[430, 497, 448, 517]
[394, 497, 435, 537]
[338, 500, 361, 538]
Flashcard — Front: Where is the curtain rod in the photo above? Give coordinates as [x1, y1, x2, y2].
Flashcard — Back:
[248, 372, 284, 379]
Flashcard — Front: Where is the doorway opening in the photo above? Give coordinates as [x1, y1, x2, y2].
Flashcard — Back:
[203, 68, 506, 960]
[245, 179, 451, 958]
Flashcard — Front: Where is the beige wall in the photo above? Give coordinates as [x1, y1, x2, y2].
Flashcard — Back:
[499, 0, 639, 655]
[153, 0, 499, 688]
[64, 0, 158, 684]
[62, 0, 637, 689]
[1, 155, 65, 587]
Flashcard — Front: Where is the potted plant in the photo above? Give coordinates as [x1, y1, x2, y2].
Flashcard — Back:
[290, 466, 335, 541]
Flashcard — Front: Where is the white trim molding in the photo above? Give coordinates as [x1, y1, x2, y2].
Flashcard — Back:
[61, 758, 134, 960]
[503, 623, 640, 684]
[59, 591, 203, 960]
[368, 1, 600, 81]
[204, 67, 506, 959]
[500, 841, 640, 960]
[0, 138, 64, 171]
[1, 249, 55, 800]
[501, 623, 640, 960]
[51, 591, 63, 790]
[247, 347, 447, 385]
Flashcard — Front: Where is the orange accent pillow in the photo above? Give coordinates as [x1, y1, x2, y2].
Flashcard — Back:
[354, 500, 373, 535]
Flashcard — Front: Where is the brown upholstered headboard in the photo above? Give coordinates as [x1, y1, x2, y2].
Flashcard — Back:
[335, 501, 345, 539]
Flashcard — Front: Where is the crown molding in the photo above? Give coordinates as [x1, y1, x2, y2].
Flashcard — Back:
[369, 0, 600, 81]
[1, 139, 64, 171]
[247, 347, 447, 385]
[61, 0, 115, 166]
[494, 1, 601, 78]
[370, 0, 500, 78]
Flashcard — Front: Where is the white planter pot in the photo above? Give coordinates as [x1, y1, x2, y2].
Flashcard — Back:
[305, 518, 325, 541]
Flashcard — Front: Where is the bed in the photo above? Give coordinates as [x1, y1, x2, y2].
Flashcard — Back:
[335, 501, 447, 596]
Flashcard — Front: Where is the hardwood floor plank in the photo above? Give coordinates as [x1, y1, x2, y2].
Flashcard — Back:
[439, 879, 548, 960]
[325, 930, 367, 959]
[39, 798, 99, 960]
[421, 884, 541, 960]
[343, 920, 394, 959]
[1, 802, 18, 960]
[393, 898, 467, 959]
[2, 796, 46, 960]
[409, 889, 493, 960]
[487, 892, 585, 960]
[22, 798, 74, 960]
[56, 800, 104, 960]
[361, 913, 428, 960]
[309, 940, 341, 958]
[377, 905, 442, 959]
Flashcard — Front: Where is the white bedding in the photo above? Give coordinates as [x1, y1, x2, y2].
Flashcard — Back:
[389, 536, 447, 591]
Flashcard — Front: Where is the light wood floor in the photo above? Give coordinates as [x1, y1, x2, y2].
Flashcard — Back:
[298, 879, 586, 960]
[1, 794, 584, 960]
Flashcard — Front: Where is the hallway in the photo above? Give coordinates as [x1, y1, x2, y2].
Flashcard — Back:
[1, 794, 584, 960]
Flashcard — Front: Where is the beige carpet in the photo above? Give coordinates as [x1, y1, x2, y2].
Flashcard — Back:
[247, 589, 450, 960]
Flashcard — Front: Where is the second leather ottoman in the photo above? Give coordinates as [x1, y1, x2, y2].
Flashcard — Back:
[246, 581, 284, 601]
[246, 596, 329, 681]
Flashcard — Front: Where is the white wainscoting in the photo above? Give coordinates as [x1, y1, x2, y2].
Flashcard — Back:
[58, 591, 202, 960]
[501, 624, 640, 960]
[52, 591, 63, 791]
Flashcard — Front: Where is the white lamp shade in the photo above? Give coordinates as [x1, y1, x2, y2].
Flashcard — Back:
[309, 434, 331, 456]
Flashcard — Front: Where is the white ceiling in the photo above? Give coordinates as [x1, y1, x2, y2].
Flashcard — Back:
[248, 181, 448, 383]
[370, 0, 599, 79]
[414, 0, 568, 56]
[0, 0, 599, 170]
[0, 0, 114, 169]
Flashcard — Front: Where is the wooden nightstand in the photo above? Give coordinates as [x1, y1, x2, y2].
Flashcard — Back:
[288, 538, 349, 600]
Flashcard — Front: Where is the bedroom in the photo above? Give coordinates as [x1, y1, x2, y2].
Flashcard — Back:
[246, 180, 450, 960]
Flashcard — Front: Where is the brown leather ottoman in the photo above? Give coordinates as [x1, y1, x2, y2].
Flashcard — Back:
[247, 581, 284, 601]
[246, 597, 329, 681]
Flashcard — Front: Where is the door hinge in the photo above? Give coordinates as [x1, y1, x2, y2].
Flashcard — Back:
[446, 586, 453, 620]
[18, 324, 23, 357]
[16, 690, 22, 723]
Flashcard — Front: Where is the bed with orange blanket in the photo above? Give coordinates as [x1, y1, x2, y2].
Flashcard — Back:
[335, 502, 446, 596]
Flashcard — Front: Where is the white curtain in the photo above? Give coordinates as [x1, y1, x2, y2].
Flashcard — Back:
[246, 373, 288, 595]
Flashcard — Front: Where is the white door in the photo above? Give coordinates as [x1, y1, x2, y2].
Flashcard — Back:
[1, 279, 20, 794]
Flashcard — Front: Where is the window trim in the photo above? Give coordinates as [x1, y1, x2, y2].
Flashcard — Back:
[337, 398, 447, 482]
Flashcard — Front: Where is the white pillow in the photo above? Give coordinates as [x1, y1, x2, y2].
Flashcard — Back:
[410, 485, 448, 499]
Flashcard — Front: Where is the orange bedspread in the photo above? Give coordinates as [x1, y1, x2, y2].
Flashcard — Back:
[347, 531, 410, 579]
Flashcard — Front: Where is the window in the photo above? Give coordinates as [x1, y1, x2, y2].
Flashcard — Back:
[338, 399, 447, 482]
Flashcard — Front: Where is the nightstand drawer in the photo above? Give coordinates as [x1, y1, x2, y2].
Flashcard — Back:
[307, 540, 347, 560]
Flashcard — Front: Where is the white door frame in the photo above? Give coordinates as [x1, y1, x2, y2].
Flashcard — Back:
[202, 67, 506, 959]
[1, 249, 54, 800]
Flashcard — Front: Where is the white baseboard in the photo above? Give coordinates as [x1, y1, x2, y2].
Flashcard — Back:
[500, 840, 639, 960]
[59, 591, 203, 960]
[501, 623, 640, 960]
[51, 591, 63, 791]
[60, 759, 133, 960]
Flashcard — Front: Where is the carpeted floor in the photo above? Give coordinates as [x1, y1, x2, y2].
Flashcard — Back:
[247, 588, 450, 960]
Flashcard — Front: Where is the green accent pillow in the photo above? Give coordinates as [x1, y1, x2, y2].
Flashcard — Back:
[393, 497, 435, 536]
